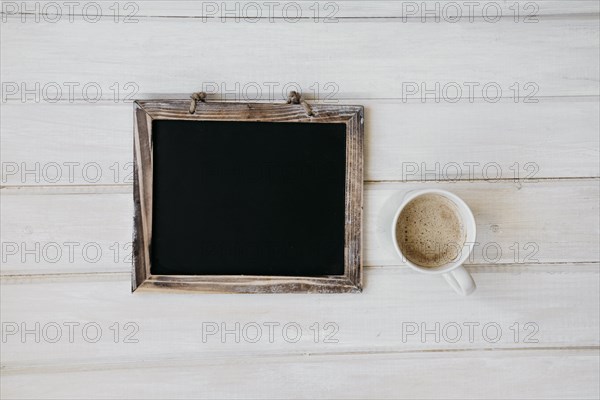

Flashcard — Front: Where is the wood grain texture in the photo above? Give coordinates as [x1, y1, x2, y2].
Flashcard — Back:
[144, 0, 600, 18]
[133, 100, 364, 293]
[2, 179, 598, 275]
[4, 1, 599, 19]
[1, 16, 598, 100]
[0, 189, 133, 275]
[132, 106, 150, 290]
[1, 265, 598, 366]
[2, 349, 599, 399]
[137, 99, 364, 121]
[2, 98, 598, 186]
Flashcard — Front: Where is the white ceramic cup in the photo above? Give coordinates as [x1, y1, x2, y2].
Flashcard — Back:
[391, 189, 477, 296]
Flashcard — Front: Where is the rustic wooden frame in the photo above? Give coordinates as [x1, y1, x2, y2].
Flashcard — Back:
[133, 100, 364, 293]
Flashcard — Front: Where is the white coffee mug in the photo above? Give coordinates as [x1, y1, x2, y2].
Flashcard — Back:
[391, 189, 477, 296]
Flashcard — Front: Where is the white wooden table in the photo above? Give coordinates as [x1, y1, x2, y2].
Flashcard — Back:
[1, 1, 599, 398]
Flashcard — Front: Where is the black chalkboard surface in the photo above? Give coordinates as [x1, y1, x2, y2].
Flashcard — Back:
[133, 100, 363, 293]
[150, 120, 346, 277]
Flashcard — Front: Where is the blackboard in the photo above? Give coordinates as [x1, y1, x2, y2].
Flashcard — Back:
[133, 100, 363, 293]
[151, 120, 346, 276]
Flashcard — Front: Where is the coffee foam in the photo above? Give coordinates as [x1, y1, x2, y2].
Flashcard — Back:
[395, 193, 466, 268]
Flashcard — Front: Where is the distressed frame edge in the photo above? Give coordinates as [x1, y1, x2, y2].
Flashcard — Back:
[132, 101, 151, 292]
[132, 100, 364, 294]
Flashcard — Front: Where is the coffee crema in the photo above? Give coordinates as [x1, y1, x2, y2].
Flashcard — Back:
[395, 193, 466, 268]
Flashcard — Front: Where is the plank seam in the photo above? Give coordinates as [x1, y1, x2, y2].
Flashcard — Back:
[2, 346, 599, 375]
[1, 263, 598, 281]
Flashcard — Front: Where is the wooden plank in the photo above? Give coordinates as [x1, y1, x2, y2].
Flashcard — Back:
[2, 350, 599, 399]
[1, 16, 598, 100]
[366, 97, 600, 182]
[1, 103, 133, 186]
[110, 0, 600, 19]
[365, 179, 600, 266]
[1, 179, 598, 274]
[0, 189, 133, 275]
[2, 98, 598, 186]
[2, 349, 599, 400]
[3, 1, 598, 19]
[3, 350, 599, 399]
[0, 265, 598, 367]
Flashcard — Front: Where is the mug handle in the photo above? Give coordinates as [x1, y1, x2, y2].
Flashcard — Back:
[442, 265, 476, 296]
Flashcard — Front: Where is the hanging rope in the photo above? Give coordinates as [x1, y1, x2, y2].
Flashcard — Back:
[286, 90, 314, 117]
[189, 91, 206, 114]
[189, 90, 314, 117]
